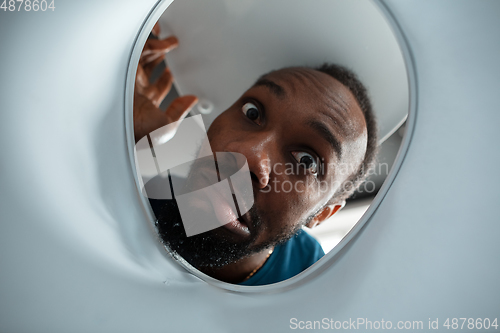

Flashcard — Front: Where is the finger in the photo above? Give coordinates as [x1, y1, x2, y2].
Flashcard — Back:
[152, 22, 161, 36]
[140, 49, 165, 64]
[142, 67, 173, 106]
[146, 36, 179, 53]
[143, 95, 198, 146]
[133, 92, 167, 143]
[165, 95, 198, 124]
[136, 64, 149, 90]
[142, 54, 165, 78]
[149, 67, 173, 106]
[140, 37, 178, 66]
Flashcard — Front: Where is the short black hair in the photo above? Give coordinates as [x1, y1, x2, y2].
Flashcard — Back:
[314, 63, 378, 202]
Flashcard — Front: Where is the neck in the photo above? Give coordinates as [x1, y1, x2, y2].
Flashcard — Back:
[199, 247, 274, 284]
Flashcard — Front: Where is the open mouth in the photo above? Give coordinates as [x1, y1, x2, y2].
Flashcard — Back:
[181, 155, 255, 238]
[201, 184, 251, 237]
[221, 217, 250, 237]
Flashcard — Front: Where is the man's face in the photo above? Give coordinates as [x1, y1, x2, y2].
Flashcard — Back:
[157, 67, 368, 269]
[205, 67, 368, 251]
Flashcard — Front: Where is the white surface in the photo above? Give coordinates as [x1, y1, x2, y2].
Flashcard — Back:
[0, 0, 499, 332]
[158, 0, 409, 143]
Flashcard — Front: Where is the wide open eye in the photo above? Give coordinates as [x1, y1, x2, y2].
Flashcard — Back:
[241, 102, 260, 121]
[291, 151, 318, 174]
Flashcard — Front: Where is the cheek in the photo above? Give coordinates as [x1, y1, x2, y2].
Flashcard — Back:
[206, 110, 241, 151]
[206, 115, 224, 140]
[206, 116, 229, 149]
[258, 177, 317, 231]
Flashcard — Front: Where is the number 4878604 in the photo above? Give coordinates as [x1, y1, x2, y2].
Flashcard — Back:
[1, 0, 55, 11]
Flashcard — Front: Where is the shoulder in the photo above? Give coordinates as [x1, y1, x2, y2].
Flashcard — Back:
[239, 230, 325, 286]
[280, 229, 325, 267]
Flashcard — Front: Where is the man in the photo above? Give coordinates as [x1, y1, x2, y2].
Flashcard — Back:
[134, 26, 377, 286]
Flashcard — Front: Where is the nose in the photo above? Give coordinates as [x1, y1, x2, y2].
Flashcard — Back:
[225, 132, 274, 189]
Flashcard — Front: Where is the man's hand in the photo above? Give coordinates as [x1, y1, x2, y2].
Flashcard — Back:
[134, 23, 198, 144]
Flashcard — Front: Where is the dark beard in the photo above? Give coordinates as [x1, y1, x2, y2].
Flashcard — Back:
[152, 199, 302, 269]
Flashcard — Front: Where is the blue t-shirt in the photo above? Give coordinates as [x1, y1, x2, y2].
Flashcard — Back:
[239, 230, 325, 286]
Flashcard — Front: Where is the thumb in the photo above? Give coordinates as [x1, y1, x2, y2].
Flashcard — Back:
[149, 95, 198, 146]
[166, 95, 198, 123]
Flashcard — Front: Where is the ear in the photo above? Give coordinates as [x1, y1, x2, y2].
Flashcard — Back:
[305, 201, 346, 229]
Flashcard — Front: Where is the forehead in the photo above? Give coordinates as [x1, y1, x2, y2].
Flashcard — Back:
[264, 67, 349, 99]
[258, 67, 367, 144]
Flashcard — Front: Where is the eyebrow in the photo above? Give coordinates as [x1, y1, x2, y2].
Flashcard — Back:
[307, 120, 342, 158]
[253, 78, 286, 99]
